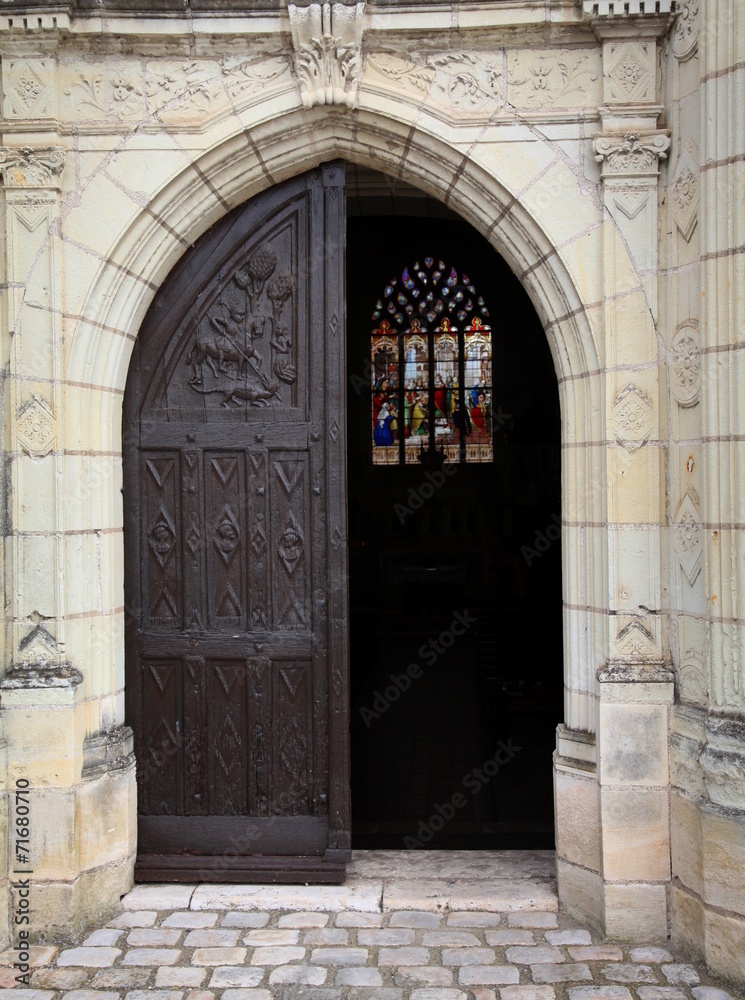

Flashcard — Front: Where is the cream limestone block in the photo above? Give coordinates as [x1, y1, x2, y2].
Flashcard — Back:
[98, 135, 190, 206]
[602, 226, 644, 299]
[0, 696, 84, 788]
[556, 858, 604, 933]
[15, 454, 55, 533]
[100, 531, 125, 616]
[703, 907, 745, 985]
[62, 171, 143, 260]
[608, 446, 661, 525]
[701, 804, 745, 917]
[671, 792, 704, 897]
[559, 232, 604, 308]
[670, 883, 704, 959]
[15, 533, 57, 619]
[554, 768, 601, 872]
[600, 786, 670, 882]
[520, 161, 601, 248]
[700, 441, 745, 523]
[77, 766, 135, 872]
[606, 290, 658, 368]
[608, 525, 661, 613]
[64, 616, 118, 703]
[63, 532, 101, 617]
[604, 884, 668, 942]
[562, 445, 605, 524]
[17, 786, 77, 880]
[506, 48, 602, 111]
[64, 456, 123, 534]
[61, 239, 110, 323]
[25, 852, 134, 944]
[598, 703, 669, 787]
[62, 385, 108, 453]
[163, 108, 250, 160]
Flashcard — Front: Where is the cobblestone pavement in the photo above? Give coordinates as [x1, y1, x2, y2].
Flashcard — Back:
[5, 852, 742, 1000]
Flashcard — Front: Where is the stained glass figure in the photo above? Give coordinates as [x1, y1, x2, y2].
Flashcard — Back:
[371, 320, 399, 465]
[370, 262, 493, 465]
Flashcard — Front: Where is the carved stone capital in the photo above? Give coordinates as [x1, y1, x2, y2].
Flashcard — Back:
[288, 0, 366, 109]
[594, 130, 670, 178]
[0, 145, 65, 189]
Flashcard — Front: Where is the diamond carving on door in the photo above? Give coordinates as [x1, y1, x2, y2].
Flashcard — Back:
[123, 164, 349, 882]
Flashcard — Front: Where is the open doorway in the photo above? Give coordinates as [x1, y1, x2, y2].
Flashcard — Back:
[346, 168, 562, 850]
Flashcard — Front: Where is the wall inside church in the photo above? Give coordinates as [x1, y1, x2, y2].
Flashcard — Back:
[0, 0, 741, 987]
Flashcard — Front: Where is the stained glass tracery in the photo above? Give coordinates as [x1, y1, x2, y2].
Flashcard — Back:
[371, 259, 493, 465]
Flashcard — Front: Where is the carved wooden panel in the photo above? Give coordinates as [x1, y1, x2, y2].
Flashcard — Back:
[143, 454, 181, 626]
[271, 453, 309, 629]
[124, 165, 350, 881]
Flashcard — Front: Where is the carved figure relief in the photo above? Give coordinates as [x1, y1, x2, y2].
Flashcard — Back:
[670, 140, 699, 242]
[186, 241, 297, 409]
[3, 59, 53, 119]
[507, 49, 600, 108]
[671, 322, 701, 407]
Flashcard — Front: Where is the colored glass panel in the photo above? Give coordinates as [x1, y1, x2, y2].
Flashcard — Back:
[465, 318, 493, 463]
[434, 324, 461, 464]
[403, 328, 429, 465]
[371, 321, 399, 466]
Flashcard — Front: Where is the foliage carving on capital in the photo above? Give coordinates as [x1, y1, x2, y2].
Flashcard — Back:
[593, 131, 670, 178]
[0, 145, 65, 189]
[288, 0, 366, 109]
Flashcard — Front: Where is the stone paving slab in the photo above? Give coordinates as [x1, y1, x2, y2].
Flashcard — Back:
[17, 851, 744, 1000]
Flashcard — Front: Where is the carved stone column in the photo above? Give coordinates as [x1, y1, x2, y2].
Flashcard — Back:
[288, 0, 366, 109]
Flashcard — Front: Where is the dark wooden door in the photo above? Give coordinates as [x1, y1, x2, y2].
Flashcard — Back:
[123, 164, 350, 882]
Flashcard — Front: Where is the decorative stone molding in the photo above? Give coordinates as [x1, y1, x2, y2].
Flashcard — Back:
[584, 0, 673, 13]
[15, 394, 56, 456]
[670, 139, 699, 242]
[594, 131, 670, 178]
[0, 144, 65, 188]
[288, 0, 366, 109]
[506, 49, 600, 109]
[612, 618, 659, 659]
[672, 0, 700, 60]
[611, 383, 654, 451]
[701, 715, 745, 811]
[82, 726, 136, 780]
[673, 489, 703, 586]
[1, 661, 83, 688]
[604, 39, 656, 104]
[671, 322, 700, 406]
[2, 58, 54, 119]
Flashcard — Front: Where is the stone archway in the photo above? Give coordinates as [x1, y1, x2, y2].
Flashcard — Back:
[14, 100, 658, 939]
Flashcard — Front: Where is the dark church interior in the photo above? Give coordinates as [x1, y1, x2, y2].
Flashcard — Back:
[346, 168, 563, 850]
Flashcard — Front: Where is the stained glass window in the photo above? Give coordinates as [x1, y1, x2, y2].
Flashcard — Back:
[371, 259, 493, 465]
